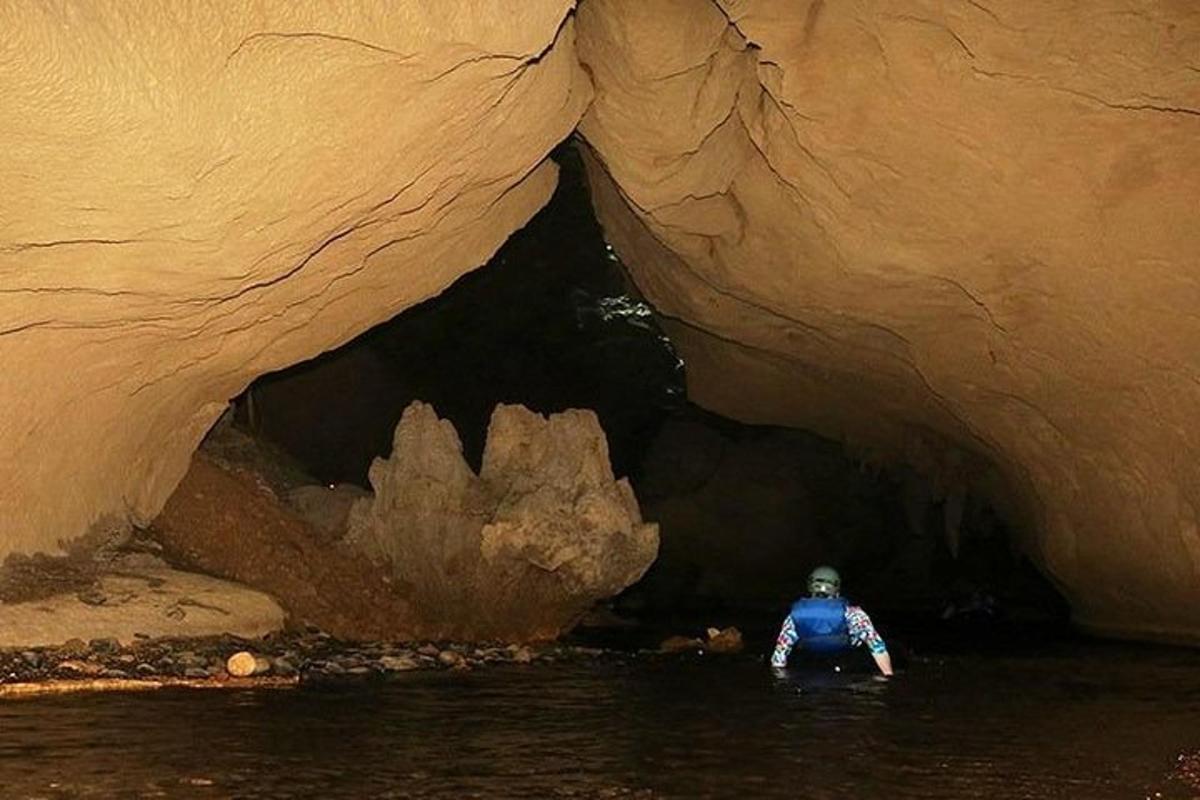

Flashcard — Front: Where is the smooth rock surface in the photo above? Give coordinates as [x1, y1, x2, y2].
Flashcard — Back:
[0, 569, 284, 648]
[0, 1, 591, 558]
[346, 401, 659, 641]
[577, 0, 1200, 642]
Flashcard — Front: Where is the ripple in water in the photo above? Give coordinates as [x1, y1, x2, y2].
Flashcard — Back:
[0, 643, 1196, 799]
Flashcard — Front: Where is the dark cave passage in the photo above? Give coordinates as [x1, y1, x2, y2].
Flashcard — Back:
[234, 143, 684, 484]
[222, 142, 1067, 645]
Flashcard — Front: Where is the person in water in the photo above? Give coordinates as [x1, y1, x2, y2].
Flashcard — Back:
[769, 565, 894, 676]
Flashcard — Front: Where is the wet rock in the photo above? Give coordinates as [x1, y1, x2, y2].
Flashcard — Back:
[271, 657, 298, 676]
[379, 655, 419, 672]
[226, 651, 271, 677]
[61, 639, 87, 656]
[509, 646, 535, 664]
[346, 402, 659, 642]
[176, 651, 205, 669]
[437, 650, 465, 668]
[0, 628, 626, 689]
[705, 627, 744, 654]
[57, 659, 103, 676]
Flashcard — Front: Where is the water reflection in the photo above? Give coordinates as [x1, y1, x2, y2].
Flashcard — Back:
[0, 644, 1196, 799]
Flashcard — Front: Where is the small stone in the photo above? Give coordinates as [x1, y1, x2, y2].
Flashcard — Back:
[271, 657, 297, 676]
[418, 644, 440, 657]
[88, 637, 120, 654]
[379, 655, 419, 672]
[136, 663, 157, 676]
[184, 668, 209, 679]
[103, 669, 130, 679]
[705, 626, 744, 654]
[437, 650, 463, 667]
[19, 651, 40, 667]
[117, 653, 137, 665]
[511, 646, 534, 664]
[58, 659, 103, 676]
[177, 651, 206, 668]
[226, 651, 270, 677]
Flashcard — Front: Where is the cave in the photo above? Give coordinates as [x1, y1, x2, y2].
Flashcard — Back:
[3, 0, 1197, 646]
[214, 141, 1068, 649]
[1, 2, 1198, 797]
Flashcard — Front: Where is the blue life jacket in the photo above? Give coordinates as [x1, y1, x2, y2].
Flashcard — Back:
[789, 597, 850, 653]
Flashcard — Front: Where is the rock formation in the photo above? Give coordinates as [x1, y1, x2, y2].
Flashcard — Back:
[576, 0, 1200, 641]
[154, 454, 420, 641]
[346, 402, 659, 641]
[0, 1, 591, 558]
[3, 0, 1199, 645]
[0, 569, 284, 649]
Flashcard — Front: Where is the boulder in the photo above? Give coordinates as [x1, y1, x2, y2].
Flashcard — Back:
[0, 569, 283, 648]
[705, 626, 744, 654]
[346, 401, 659, 641]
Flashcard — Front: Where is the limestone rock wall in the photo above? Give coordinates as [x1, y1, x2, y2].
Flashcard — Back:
[5, 0, 1199, 645]
[346, 402, 659, 641]
[577, 0, 1200, 642]
[0, 1, 590, 557]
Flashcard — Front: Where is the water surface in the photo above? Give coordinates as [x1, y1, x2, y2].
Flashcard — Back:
[1, 641, 1196, 799]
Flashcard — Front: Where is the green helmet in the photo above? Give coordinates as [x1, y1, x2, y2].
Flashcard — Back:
[807, 565, 841, 597]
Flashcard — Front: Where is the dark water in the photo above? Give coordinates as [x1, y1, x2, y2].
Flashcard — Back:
[1, 642, 1197, 799]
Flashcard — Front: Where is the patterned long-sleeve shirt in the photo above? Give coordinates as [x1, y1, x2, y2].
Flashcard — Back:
[770, 605, 888, 667]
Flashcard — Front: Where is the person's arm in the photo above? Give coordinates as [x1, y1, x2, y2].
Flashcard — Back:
[845, 606, 894, 676]
[770, 615, 799, 667]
